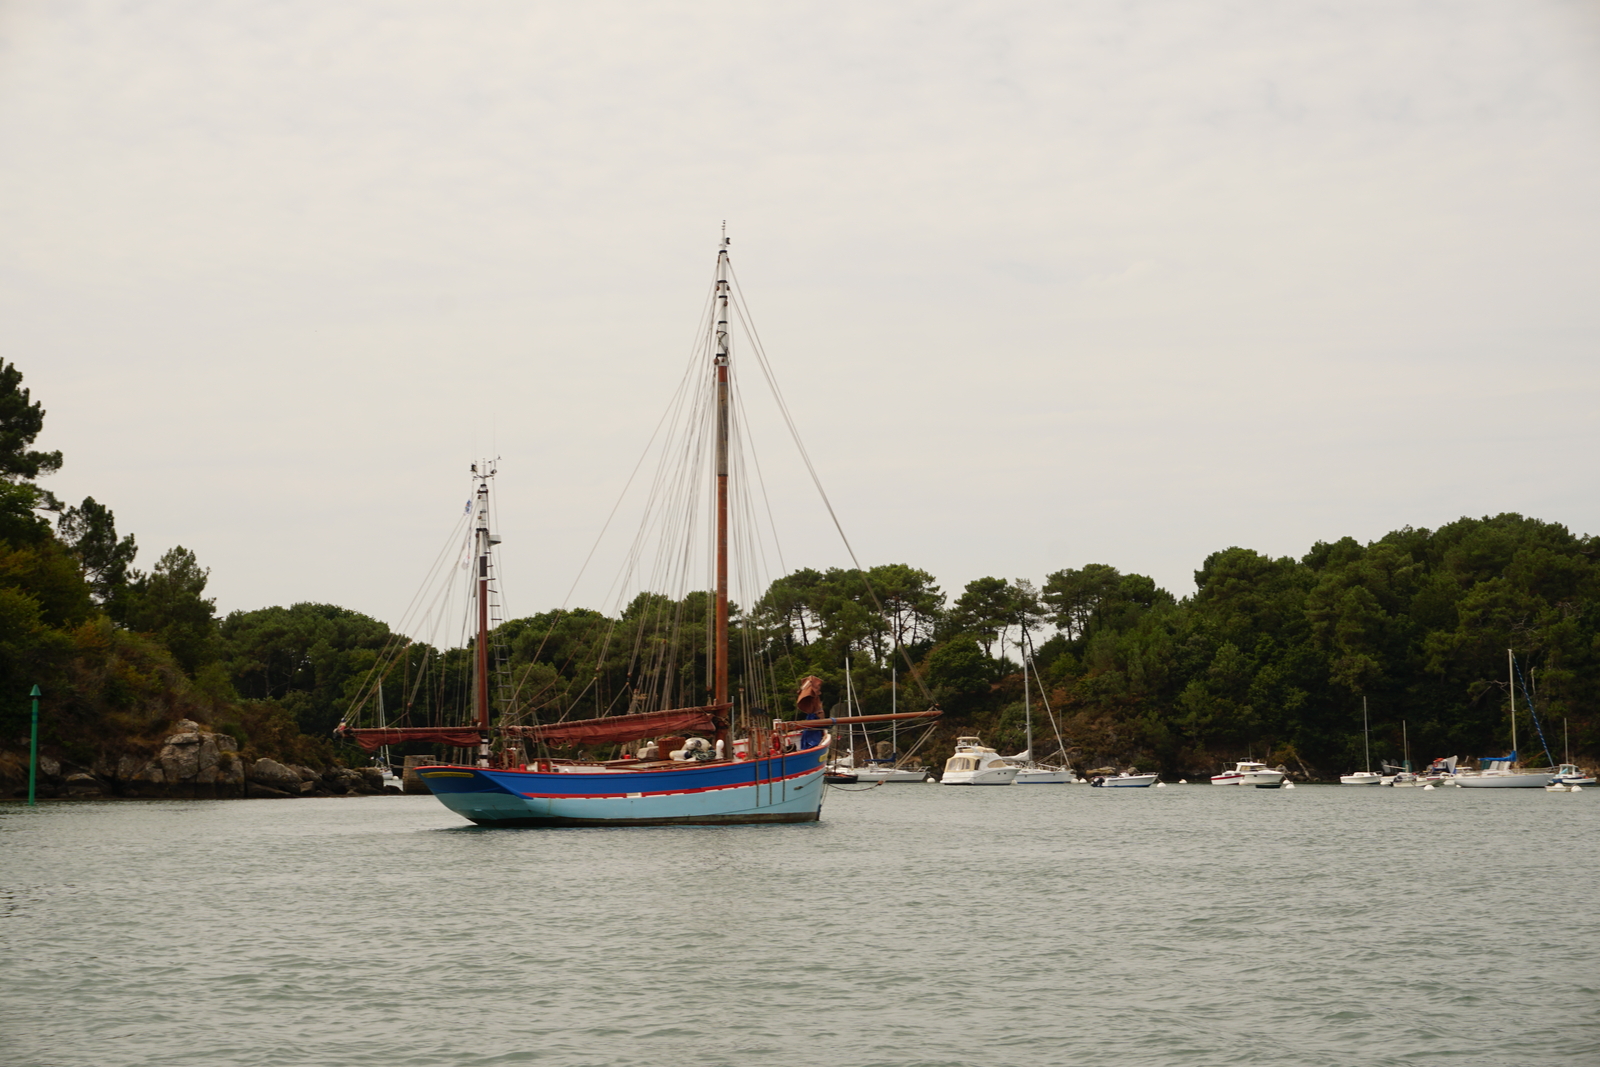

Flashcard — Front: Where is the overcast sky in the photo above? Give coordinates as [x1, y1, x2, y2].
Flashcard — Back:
[4, 0, 1599, 630]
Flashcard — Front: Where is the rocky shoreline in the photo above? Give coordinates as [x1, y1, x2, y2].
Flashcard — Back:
[4, 719, 397, 801]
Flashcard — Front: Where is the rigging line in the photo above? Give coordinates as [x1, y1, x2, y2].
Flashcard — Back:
[1025, 629, 1072, 766]
[727, 371, 783, 599]
[1511, 652, 1558, 770]
[542, 285, 715, 624]
[343, 507, 474, 725]
[727, 286, 936, 704]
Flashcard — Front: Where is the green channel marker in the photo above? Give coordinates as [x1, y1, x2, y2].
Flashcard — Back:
[28, 684, 40, 806]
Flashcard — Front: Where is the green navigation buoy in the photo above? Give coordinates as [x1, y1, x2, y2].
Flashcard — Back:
[28, 684, 41, 806]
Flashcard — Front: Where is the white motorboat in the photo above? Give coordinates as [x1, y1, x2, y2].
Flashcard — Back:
[1542, 723, 1593, 790]
[1550, 763, 1595, 787]
[1210, 761, 1286, 787]
[941, 737, 1019, 785]
[1339, 771, 1383, 786]
[1089, 771, 1158, 788]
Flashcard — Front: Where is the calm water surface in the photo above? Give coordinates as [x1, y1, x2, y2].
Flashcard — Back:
[2, 784, 1596, 1067]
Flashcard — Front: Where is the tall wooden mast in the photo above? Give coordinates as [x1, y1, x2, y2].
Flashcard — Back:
[713, 230, 731, 711]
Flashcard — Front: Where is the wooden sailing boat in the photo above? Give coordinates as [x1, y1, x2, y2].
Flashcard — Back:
[339, 234, 938, 826]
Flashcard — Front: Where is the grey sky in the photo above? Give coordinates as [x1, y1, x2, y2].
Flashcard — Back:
[5, 1, 1598, 628]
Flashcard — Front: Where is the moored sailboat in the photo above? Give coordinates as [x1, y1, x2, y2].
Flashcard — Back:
[1457, 650, 1557, 789]
[1002, 631, 1084, 784]
[1340, 696, 1382, 785]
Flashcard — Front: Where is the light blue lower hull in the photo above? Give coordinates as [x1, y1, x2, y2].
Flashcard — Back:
[417, 743, 829, 827]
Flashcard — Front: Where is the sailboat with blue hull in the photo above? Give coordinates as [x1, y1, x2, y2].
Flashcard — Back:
[340, 233, 937, 827]
[416, 741, 831, 827]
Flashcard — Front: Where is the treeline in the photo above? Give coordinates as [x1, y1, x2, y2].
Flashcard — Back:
[2, 357, 1596, 781]
[691, 522, 1599, 775]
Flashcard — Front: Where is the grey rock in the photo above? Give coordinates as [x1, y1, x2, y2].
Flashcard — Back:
[248, 758, 303, 793]
[293, 765, 320, 782]
[197, 738, 220, 771]
[115, 755, 144, 780]
[160, 743, 201, 782]
[215, 734, 239, 753]
[245, 781, 291, 799]
[357, 767, 384, 792]
[64, 773, 103, 797]
[217, 754, 244, 785]
[39, 756, 60, 778]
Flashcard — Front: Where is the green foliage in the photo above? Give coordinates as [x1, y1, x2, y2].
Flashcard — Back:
[119, 546, 218, 674]
[0, 359, 63, 484]
[924, 635, 995, 708]
[57, 497, 137, 608]
[219, 602, 395, 737]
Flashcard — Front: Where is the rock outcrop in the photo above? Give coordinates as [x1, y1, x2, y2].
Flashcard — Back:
[120, 720, 247, 798]
[4, 717, 394, 801]
[246, 758, 305, 794]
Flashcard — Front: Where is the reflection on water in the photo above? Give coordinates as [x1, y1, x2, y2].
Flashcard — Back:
[2, 786, 1596, 1066]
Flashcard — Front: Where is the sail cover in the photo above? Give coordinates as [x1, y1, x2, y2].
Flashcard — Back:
[503, 704, 729, 747]
[342, 726, 484, 752]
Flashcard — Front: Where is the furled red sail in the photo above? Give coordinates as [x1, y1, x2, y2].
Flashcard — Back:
[503, 704, 729, 747]
[341, 726, 485, 752]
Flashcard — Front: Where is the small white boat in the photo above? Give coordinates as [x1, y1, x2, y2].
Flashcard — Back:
[1089, 771, 1158, 788]
[1210, 761, 1286, 787]
[1419, 755, 1462, 787]
[1550, 763, 1595, 787]
[1011, 761, 1085, 784]
[1341, 697, 1383, 785]
[941, 737, 1019, 786]
[827, 754, 930, 783]
[1339, 771, 1383, 786]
